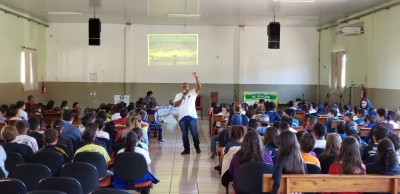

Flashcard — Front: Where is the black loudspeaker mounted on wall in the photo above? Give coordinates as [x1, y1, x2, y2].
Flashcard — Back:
[89, 18, 101, 46]
[267, 22, 280, 49]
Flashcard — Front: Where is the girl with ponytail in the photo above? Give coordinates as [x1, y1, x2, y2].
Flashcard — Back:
[375, 109, 395, 131]
[114, 131, 159, 189]
[366, 138, 400, 175]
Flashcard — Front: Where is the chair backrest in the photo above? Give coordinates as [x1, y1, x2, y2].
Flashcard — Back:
[61, 162, 99, 194]
[0, 178, 27, 194]
[70, 138, 79, 153]
[147, 114, 155, 123]
[320, 155, 336, 174]
[12, 163, 52, 192]
[6, 120, 17, 126]
[113, 152, 148, 181]
[97, 137, 112, 156]
[33, 151, 64, 176]
[90, 188, 132, 194]
[236, 162, 274, 194]
[306, 163, 321, 174]
[5, 151, 25, 177]
[35, 138, 44, 149]
[38, 177, 83, 194]
[73, 152, 107, 178]
[114, 142, 125, 157]
[28, 191, 67, 194]
[313, 148, 325, 156]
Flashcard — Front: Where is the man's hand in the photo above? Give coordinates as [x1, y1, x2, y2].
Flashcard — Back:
[181, 92, 188, 100]
[192, 72, 198, 78]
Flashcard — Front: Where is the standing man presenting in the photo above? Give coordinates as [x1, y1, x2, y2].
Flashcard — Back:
[174, 72, 201, 155]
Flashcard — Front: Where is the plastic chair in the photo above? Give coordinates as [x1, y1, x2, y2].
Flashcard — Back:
[0, 178, 27, 194]
[114, 142, 125, 157]
[306, 163, 321, 174]
[319, 155, 336, 174]
[90, 188, 132, 194]
[35, 138, 44, 149]
[236, 162, 274, 194]
[73, 152, 111, 187]
[37, 177, 83, 194]
[28, 190, 67, 194]
[12, 163, 52, 192]
[33, 151, 65, 176]
[97, 137, 112, 156]
[313, 148, 325, 156]
[5, 151, 25, 177]
[61, 162, 99, 194]
[113, 152, 151, 194]
[73, 152, 107, 178]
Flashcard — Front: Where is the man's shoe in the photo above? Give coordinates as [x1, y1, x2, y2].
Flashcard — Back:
[210, 153, 218, 159]
[181, 149, 190, 155]
[158, 140, 164, 144]
[214, 165, 221, 171]
[196, 148, 201, 154]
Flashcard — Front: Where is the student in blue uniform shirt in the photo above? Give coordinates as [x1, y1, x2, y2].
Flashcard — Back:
[325, 109, 339, 133]
[355, 109, 366, 124]
[365, 115, 376, 128]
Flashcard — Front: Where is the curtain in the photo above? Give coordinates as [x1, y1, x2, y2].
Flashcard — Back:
[31, 50, 38, 90]
[330, 52, 346, 94]
[22, 48, 38, 91]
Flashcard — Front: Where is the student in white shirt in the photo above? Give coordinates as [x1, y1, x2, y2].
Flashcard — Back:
[14, 120, 39, 152]
[16, 101, 28, 121]
[9, 109, 22, 121]
[173, 72, 201, 155]
[111, 103, 124, 121]
[95, 118, 110, 140]
[312, 123, 327, 149]
[118, 131, 151, 171]
[0, 145, 8, 177]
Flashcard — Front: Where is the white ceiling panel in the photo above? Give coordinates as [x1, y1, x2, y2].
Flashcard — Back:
[0, 0, 392, 26]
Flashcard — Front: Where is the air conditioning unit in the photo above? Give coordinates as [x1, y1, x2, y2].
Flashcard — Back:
[334, 27, 362, 36]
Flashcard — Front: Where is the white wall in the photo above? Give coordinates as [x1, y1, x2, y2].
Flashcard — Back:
[0, 12, 46, 83]
[319, 3, 400, 90]
[244, 27, 319, 84]
[46, 23, 319, 85]
[46, 23, 125, 82]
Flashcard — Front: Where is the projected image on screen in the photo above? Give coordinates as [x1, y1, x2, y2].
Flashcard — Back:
[148, 34, 198, 66]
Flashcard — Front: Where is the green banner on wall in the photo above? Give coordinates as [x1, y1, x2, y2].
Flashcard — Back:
[243, 92, 279, 105]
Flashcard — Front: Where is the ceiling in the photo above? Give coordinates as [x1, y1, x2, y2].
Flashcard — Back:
[0, 0, 391, 27]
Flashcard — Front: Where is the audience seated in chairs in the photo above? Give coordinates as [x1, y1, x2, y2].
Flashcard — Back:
[139, 110, 163, 143]
[272, 131, 306, 193]
[299, 133, 320, 168]
[95, 118, 110, 140]
[51, 119, 74, 155]
[61, 109, 81, 143]
[14, 121, 38, 152]
[366, 138, 400, 175]
[312, 123, 327, 149]
[1, 126, 33, 162]
[75, 129, 111, 165]
[263, 127, 279, 163]
[228, 131, 273, 193]
[35, 129, 71, 163]
[132, 128, 148, 152]
[264, 101, 282, 123]
[318, 133, 342, 174]
[114, 131, 159, 189]
[79, 113, 96, 133]
[82, 123, 106, 149]
[27, 117, 43, 140]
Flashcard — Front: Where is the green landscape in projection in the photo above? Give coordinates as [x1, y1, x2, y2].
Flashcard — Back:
[148, 34, 198, 66]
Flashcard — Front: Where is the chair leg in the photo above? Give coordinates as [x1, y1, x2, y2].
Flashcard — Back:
[141, 189, 150, 194]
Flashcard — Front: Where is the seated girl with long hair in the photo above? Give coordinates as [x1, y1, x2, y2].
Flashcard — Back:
[366, 138, 400, 175]
[229, 131, 273, 193]
[329, 136, 365, 194]
[272, 131, 306, 194]
[114, 131, 159, 189]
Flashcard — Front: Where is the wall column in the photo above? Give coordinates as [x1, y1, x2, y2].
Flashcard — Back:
[124, 23, 132, 96]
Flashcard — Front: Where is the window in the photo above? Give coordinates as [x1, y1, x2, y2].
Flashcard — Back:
[21, 49, 38, 91]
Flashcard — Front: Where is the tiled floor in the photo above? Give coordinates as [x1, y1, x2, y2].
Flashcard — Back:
[132, 116, 226, 194]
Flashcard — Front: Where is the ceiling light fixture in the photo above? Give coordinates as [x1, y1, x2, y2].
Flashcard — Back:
[168, 14, 201, 18]
[274, 0, 315, 2]
[48, 12, 83, 16]
[286, 16, 320, 20]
